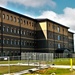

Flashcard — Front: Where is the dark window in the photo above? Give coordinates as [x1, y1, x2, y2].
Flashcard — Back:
[3, 14, 5, 19]
[24, 31, 25, 35]
[3, 26, 5, 31]
[7, 15, 9, 20]
[32, 23, 34, 27]
[7, 27, 9, 32]
[27, 21, 28, 25]
[14, 17, 16, 22]
[57, 26, 60, 32]
[24, 20, 26, 24]
[17, 18, 20, 23]
[3, 39, 5, 44]
[21, 19, 22, 23]
[10, 16, 13, 21]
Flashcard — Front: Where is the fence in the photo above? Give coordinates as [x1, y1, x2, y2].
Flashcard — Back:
[0, 52, 75, 74]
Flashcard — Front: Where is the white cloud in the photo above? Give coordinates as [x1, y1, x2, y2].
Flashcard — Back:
[0, 0, 56, 8]
[0, 0, 8, 7]
[38, 7, 75, 31]
[37, 7, 75, 51]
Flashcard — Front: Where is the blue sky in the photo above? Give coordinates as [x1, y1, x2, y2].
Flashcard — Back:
[5, 0, 75, 16]
[0, 0, 75, 49]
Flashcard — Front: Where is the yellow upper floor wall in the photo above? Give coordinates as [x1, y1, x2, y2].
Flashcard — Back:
[0, 9, 36, 30]
[47, 21, 68, 36]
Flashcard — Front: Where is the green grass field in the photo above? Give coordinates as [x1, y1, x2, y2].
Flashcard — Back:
[0, 58, 75, 74]
[23, 68, 75, 75]
[0, 58, 75, 65]
[46, 58, 75, 65]
[0, 66, 36, 75]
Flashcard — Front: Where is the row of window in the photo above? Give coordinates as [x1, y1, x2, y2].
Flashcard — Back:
[49, 42, 61, 48]
[48, 32, 68, 41]
[48, 23, 68, 33]
[3, 26, 35, 36]
[48, 23, 60, 32]
[49, 41, 68, 49]
[2, 14, 35, 27]
[2, 39, 35, 46]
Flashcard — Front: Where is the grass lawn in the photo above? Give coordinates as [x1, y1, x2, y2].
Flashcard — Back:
[23, 68, 75, 75]
[0, 58, 75, 65]
[0, 66, 36, 75]
[46, 58, 75, 65]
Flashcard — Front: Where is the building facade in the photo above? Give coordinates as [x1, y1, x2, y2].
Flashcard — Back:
[0, 7, 74, 56]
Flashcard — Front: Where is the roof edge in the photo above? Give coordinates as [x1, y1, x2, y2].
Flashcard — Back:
[36, 18, 69, 29]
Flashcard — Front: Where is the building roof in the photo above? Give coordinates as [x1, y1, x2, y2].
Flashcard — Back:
[68, 31, 75, 34]
[0, 7, 70, 29]
[0, 7, 36, 21]
[36, 18, 69, 29]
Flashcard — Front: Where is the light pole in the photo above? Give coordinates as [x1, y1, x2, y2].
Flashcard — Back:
[8, 56, 10, 74]
[39, 53, 41, 68]
[28, 56, 31, 66]
[33, 53, 36, 66]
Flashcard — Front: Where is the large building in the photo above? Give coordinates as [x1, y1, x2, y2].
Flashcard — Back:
[0, 7, 74, 56]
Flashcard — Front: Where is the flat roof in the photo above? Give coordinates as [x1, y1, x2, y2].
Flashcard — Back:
[68, 31, 75, 34]
[0, 7, 36, 21]
[0, 7, 70, 29]
[36, 18, 69, 29]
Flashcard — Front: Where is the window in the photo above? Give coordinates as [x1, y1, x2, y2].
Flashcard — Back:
[18, 29, 19, 34]
[14, 40, 16, 45]
[14, 28, 16, 33]
[3, 26, 5, 31]
[7, 15, 9, 20]
[58, 35, 60, 40]
[17, 18, 20, 23]
[32, 23, 34, 27]
[21, 30, 22, 34]
[3, 39, 5, 44]
[24, 31, 25, 35]
[11, 40, 13, 45]
[27, 21, 28, 25]
[11, 28, 13, 33]
[14, 17, 16, 22]
[24, 41, 25, 45]
[10, 16, 13, 21]
[7, 39, 9, 44]
[58, 43, 60, 48]
[18, 40, 20, 45]
[3, 14, 5, 19]
[29, 22, 31, 26]
[7, 27, 9, 32]
[57, 26, 60, 32]
[24, 20, 26, 24]
[21, 41, 23, 45]
[21, 19, 22, 23]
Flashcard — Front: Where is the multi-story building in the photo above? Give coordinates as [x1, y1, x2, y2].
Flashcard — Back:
[0, 7, 74, 57]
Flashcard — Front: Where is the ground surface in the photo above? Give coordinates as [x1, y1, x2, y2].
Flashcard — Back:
[0, 66, 36, 75]
[23, 68, 75, 75]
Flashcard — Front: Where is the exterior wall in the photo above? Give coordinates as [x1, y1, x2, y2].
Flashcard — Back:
[68, 32, 74, 53]
[0, 8, 36, 56]
[47, 21, 69, 52]
[35, 22, 49, 53]
[0, 7, 74, 56]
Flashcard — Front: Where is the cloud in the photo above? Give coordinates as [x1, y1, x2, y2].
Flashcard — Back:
[37, 7, 75, 31]
[37, 7, 75, 51]
[0, 0, 56, 8]
[0, 0, 8, 7]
